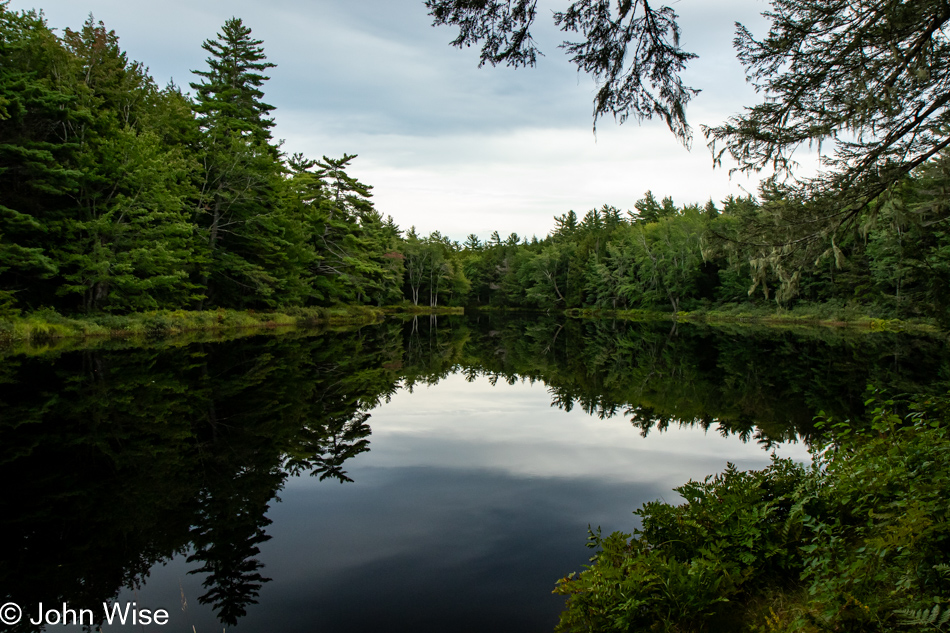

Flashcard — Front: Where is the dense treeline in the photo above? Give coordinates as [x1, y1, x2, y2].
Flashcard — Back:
[0, 7, 404, 317]
[414, 179, 950, 323]
[3, 5, 950, 325]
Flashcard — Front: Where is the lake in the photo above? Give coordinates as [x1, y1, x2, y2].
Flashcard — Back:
[1, 314, 946, 632]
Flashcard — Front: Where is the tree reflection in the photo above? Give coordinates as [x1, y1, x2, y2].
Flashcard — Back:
[287, 411, 373, 483]
[456, 313, 950, 443]
[0, 326, 405, 631]
[187, 481, 275, 626]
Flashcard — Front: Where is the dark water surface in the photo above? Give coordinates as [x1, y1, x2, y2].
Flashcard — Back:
[1, 315, 947, 632]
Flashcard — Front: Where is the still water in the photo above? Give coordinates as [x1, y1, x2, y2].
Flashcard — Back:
[1, 315, 946, 632]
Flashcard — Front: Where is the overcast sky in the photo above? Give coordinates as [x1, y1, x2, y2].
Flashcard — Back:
[11, 0, 773, 240]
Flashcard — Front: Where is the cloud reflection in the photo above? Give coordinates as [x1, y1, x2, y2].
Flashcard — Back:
[127, 370, 810, 633]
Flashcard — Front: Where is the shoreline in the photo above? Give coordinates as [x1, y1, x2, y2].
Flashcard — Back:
[463, 304, 942, 333]
[0, 305, 462, 347]
[2, 302, 941, 356]
[562, 307, 942, 333]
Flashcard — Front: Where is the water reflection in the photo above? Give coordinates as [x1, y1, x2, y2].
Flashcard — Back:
[0, 327, 403, 631]
[0, 315, 946, 631]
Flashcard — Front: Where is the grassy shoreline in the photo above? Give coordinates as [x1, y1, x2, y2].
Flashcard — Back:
[0, 305, 471, 347]
[0, 305, 390, 345]
[0, 305, 468, 358]
[564, 305, 942, 333]
[380, 305, 465, 316]
[2, 301, 942, 351]
[465, 303, 942, 333]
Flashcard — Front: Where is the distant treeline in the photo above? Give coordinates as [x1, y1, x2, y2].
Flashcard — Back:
[3, 6, 949, 322]
[422, 180, 950, 322]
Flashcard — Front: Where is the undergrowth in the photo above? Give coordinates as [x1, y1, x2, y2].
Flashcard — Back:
[555, 392, 950, 632]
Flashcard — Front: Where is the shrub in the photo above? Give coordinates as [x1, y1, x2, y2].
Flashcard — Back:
[555, 394, 950, 632]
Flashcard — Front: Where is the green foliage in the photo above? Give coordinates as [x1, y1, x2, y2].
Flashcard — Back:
[897, 603, 950, 632]
[0, 5, 76, 309]
[288, 153, 404, 306]
[0, 5, 413, 315]
[555, 394, 950, 632]
[450, 163, 950, 322]
[555, 458, 808, 632]
[0, 305, 383, 348]
[2, 3, 949, 326]
[1, 313, 948, 631]
[428, 0, 950, 307]
[401, 230, 469, 307]
[189, 18, 291, 308]
[896, 564, 950, 631]
[706, 0, 950, 224]
[190, 17, 275, 140]
[426, 0, 698, 143]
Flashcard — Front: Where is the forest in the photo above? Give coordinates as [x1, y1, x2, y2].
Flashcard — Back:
[3, 3, 950, 328]
[4, 1, 950, 632]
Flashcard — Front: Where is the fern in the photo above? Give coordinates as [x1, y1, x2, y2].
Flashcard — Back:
[895, 565, 950, 630]
[896, 604, 950, 631]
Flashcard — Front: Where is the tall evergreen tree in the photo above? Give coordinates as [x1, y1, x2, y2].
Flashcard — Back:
[189, 18, 290, 308]
[0, 5, 77, 314]
[191, 18, 275, 143]
[284, 153, 404, 305]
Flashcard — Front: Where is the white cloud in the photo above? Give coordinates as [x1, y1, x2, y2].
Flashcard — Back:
[13, 0, 777, 239]
[279, 115, 763, 240]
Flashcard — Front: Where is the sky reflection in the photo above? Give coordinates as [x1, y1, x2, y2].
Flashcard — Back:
[125, 372, 809, 633]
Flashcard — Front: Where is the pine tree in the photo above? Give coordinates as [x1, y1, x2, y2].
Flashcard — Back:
[286, 153, 402, 305]
[701, 0, 950, 288]
[190, 18, 275, 143]
[189, 18, 290, 308]
[49, 17, 203, 312]
[426, 0, 696, 142]
[0, 5, 77, 313]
